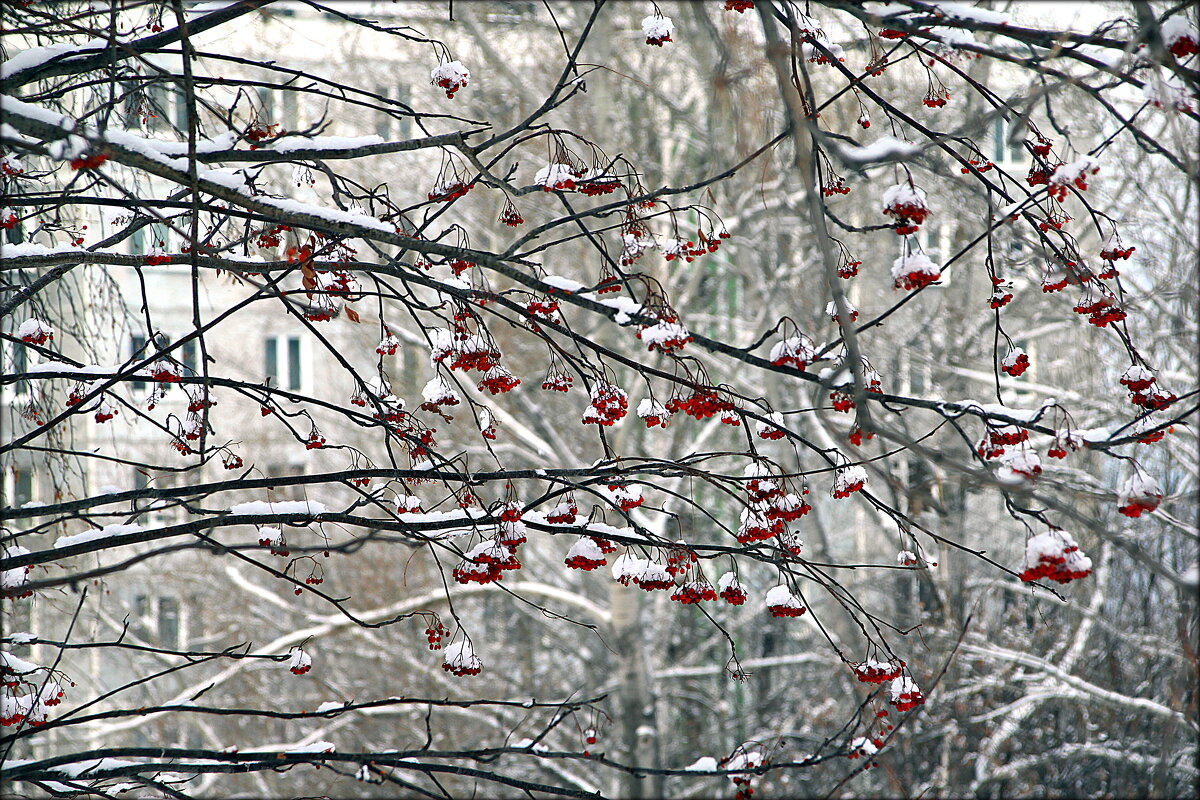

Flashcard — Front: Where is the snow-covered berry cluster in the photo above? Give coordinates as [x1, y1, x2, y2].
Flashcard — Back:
[764, 584, 806, 617]
[1019, 529, 1092, 583]
[881, 182, 930, 235]
[430, 60, 469, 98]
[642, 14, 673, 46]
[1117, 471, 1162, 517]
[582, 381, 628, 425]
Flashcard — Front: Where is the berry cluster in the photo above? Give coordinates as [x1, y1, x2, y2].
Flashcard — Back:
[1117, 472, 1163, 517]
[832, 465, 868, 498]
[478, 365, 520, 395]
[499, 201, 523, 227]
[889, 676, 926, 712]
[1019, 529, 1092, 583]
[989, 277, 1014, 309]
[546, 496, 578, 524]
[881, 182, 930, 235]
[430, 60, 470, 98]
[765, 585, 806, 617]
[718, 572, 748, 605]
[541, 370, 573, 392]
[582, 381, 628, 425]
[288, 649, 312, 675]
[671, 580, 717, 604]
[424, 620, 448, 651]
[664, 388, 733, 421]
[565, 537, 608, 571]
[853, 659, 904, 685]
[1000, 347, 1030, 377]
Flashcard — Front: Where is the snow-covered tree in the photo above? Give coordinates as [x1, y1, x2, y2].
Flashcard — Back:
[2, 1, 1196, 797]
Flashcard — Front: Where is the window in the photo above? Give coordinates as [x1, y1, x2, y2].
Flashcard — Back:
[281, 89, 298, 129]
[267, 461, 308, 499]
[121, 79, 141, 127]
[130, 225, 145, 255]
[132, 468, 149, 521]
[375, 85, 392, 139]
[395, 83, 412, 139]
[697, 261, 740, 337]
[150, 222, 169, 252]
[287, 337, 301, 391]
[10, 465, 33, 507]
[992, 116, 1027, 166]
[910, 222, 951, 285]
[144, 472, 181, 524]
[373, 83, 416, 139]
[128, 593, 183, 650]
[1013, 337, 1037, 382]
[179, 337, 198, 375]
[146, 82, 171, 132]
[131, 222, 169, 255]
[132, 593, 152, 640]
[913, 223, 938, 259]
[12, 341, 28, 395]
[158, 597, 180, 650]
[5, 214, 22, 244]
[7, 600, 32, 655]
[484, 1, 537, 23]
[264, 336, 277, 381]
[265, 335, 304, 391]
[257, 86, 275, 123]
[173, 86, 189, 131]
[130, 334, 148, 391]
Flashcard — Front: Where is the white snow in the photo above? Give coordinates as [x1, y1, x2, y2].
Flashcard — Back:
[186, 1, 239, 13]
[54, 523, 144, 549]
[850, 736, 878, 756]
[802, 38, 846, 62]
[228, 500, 327, 516]
[534, 162, 577, 189]
[637, 397, 669, 421]
[770, 335, 816, 367]
[0, 40, 108, 80]
[1001, 347, 1026, 368]
[442, 639, 479, 668]
[53, 758, 139, 778]
[881, 182, 929, 213]
[2, 241, 88, 259]
[642, 15, 674, 41]
[997, 447, 1041, 482]
[951, 400, 1051, 424]
[923, 1, 1009, 25]
[288, 649, 312, 673]
[1121, 365, 1154, 384]
[566, 536, 605, 561]
[268, 134, 385, 153]
[1075, 426, 1112, 443]
[1050, 155, 1100, 187]
[430, 60, 470, 89]
[764, 584, 800, 608]
[16, 318, 53, 340]
[1119, 472, 1162, 504]
[0, 651, 40, 674]
[513, 738, 550, 752]
[26, 361, 151, 379]
[840, 136, 920, 165]
[1161, 15, 1199, 49]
